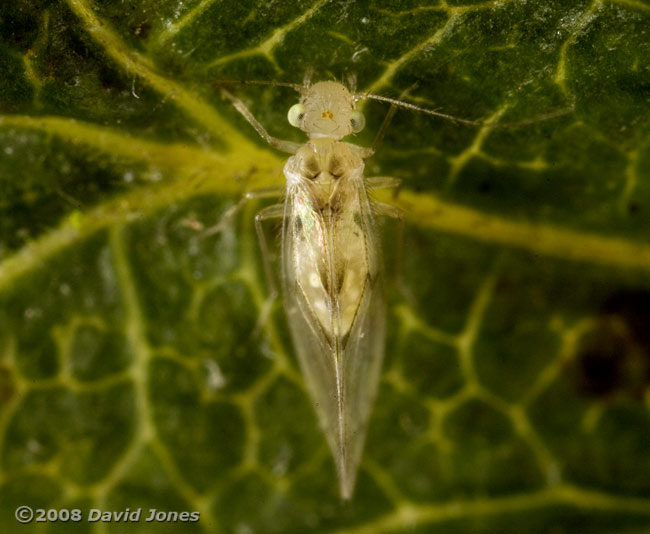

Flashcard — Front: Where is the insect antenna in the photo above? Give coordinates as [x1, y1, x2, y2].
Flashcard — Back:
[489, 104, 576, 128]
[357, 91, 574, 129]
[346, 73, 358, 93]
[302, 67, 314, 89]
[212, 79, 303, 93]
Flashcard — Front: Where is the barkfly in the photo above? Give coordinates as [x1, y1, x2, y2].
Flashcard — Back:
[211, 74, 572, 499]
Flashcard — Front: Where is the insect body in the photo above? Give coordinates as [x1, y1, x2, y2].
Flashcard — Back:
[222, 80, 396, 499]
[282, 117, 385, 500]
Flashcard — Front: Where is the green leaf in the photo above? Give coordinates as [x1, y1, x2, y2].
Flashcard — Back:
[2, 0, 650, 532]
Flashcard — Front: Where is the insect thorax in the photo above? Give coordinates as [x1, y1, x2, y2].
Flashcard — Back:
[285, 138, 373, 342]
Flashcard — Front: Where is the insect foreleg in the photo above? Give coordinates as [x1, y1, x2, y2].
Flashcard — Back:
[369, 83, 419, 151]
[202, 186, 284, 237]
[221, 89, 301, 154]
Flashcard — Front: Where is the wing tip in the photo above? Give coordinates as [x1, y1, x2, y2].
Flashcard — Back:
[337, 456, 357, 500]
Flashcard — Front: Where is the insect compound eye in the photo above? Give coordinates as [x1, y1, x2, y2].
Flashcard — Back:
[288, 103, 306, 127]
[350, 110, 366, 133]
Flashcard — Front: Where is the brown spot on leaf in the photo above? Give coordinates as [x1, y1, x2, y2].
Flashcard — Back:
[572, 290, 650, 399]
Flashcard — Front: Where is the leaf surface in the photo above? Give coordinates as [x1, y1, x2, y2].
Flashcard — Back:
[1, 0, 650, 532]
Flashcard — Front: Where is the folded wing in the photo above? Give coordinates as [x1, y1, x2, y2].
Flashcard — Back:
[281, 175, 385, 498]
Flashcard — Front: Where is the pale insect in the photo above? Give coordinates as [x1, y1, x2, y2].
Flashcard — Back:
[215, 78, 405, 500]
[215, 77, 571, 499]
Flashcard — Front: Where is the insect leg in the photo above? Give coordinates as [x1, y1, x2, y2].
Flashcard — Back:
[374, 202, 403, 275]
[254, 203, 285, 334]
[202, 186, 284, 237]
[373, 201, 402, 220]
[346, 143, 375, 159]
[221, 89, 301, 154]
[374, 201, 414, 305]
[254, 203, 284, 298]
[367, 176, 403, 204]
[365, 176, 402, 191]
[370, 83, 419, 151]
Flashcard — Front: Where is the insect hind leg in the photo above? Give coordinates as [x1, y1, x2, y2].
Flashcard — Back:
[365, 176, 402, 197]
[201, 191, 284, 337]
[374, 201, 416, 308]
[202, 186, 284, 237]
[253, 203, 285, 336]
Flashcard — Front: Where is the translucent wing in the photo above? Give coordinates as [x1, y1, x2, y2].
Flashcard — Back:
[281, 169, 385, 499]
